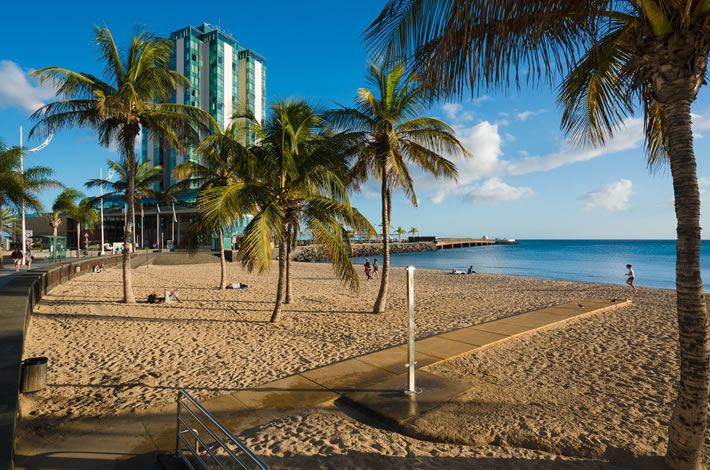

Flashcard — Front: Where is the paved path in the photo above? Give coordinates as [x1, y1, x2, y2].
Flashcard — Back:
[14, 298, 630, 470]
[0, 260, 52, 289]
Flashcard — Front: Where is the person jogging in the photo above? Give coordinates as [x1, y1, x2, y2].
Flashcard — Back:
[625, 264, 636, 293]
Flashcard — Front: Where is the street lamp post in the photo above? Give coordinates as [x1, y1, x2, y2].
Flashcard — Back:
[100, 168, 114, 255]
[100, 169, 105, 255]
[19, 126, 52, 264]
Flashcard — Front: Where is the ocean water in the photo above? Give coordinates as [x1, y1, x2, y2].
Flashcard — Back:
[350, 240, 710, 290]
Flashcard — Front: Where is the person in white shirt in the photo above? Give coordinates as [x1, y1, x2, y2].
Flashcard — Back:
[625, 264, 636, 293]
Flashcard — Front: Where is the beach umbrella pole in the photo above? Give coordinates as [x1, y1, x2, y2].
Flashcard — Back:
[403, 266, 419, 395]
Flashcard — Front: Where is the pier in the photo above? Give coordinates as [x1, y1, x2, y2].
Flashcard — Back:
[435, 238, 497, 249]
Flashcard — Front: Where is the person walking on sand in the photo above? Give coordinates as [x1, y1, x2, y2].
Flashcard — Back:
[11, 247, 22, 272]
[364, 258, 372, 280]
[625, 264, 636, 293]
[372, 258, 379, 279]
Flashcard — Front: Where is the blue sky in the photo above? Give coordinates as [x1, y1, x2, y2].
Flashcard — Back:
[1, 0, 710, 239]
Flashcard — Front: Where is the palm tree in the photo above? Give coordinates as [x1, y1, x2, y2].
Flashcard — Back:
[365, 2, 710, 467]
[409, 226, 418, 239]
[0, 142, 60, 268]
[86, 158, 164, 250]
[200, 100, 376, 322]
[46, 211, 61, 239]
[1, 209, 20, 260]
[30, 26, 212, 303]
[328, 63, 469, 313]
[395, 226, 407, 241]
[52, 189, 98, 258]
[173, 122, 255, 289]
[47, 188, 81, 240]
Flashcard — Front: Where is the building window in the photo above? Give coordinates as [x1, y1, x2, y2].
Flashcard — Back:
[192, 53, 197, 61]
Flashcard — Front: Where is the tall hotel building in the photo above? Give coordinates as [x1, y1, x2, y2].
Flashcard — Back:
[130, 23, 266, 249]
[142, 23, 267, 191]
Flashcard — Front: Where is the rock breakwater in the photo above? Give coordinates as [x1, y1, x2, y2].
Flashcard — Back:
[292, 242, 437, 262]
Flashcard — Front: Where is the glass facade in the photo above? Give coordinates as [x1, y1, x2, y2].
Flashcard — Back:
[142, 23, 267, 191]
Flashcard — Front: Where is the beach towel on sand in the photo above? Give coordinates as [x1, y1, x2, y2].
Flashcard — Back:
[226, 283, 248, 289]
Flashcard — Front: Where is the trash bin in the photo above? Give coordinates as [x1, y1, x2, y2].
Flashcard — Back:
[20, 357, 48, 393]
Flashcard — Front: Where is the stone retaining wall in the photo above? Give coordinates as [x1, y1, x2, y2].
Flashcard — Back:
[0, 254, 125, 470]
[292, 242, 437, 262]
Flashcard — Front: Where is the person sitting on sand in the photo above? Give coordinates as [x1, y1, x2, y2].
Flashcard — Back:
[164, 290, 180, 303]
[147, 290, 180, 304]
[93, 264, 105, 273]
[147, 292, 160, 304]
[467, 265, 476, 274]
[625, 264, 636, 293]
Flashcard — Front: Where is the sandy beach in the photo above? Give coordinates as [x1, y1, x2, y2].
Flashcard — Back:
[18, 259, 703, 468]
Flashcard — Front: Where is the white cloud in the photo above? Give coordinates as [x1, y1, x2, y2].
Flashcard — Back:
[516, 109, 546, 121]
[453, 121, 504, 184]
[0, 60, 55, 113]
[471, 95, 492, 105]
[416, 111, 710, 205]
[456, 178, 534, 205]
[441, 102, 473, 121]
[506, 118, 644, 175]
[692, 113, 710, 131]
[581, 179, 633, 211]
[516, 111, 535, 121]
[414, 120, 505, 197]
[442, 103, 462, 120]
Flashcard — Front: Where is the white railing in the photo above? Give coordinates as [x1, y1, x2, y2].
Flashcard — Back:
[176, 389, 269, 470]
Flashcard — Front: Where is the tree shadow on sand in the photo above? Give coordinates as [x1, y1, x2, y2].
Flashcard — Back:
[32, 311, 272, 324]
[255, 451, 664, 470]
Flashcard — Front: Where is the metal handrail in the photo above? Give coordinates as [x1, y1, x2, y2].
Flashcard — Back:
[176, 389, 269, 470]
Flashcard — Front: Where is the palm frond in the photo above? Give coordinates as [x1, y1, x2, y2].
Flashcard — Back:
[308, 218, 360, 291]
[364, 0, 610, 96]
[237, 202, 284, 273]
[558, 22, 636, 147]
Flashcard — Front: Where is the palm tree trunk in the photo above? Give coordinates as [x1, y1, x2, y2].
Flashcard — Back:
[270, 230, 287, 322]
[76, 222, 81, 259]
[374, 172, 390, 313]
[661, 84, 709, 470]
[285, 224, 293, 304]
[122, 131, 138, 303]
[218, 225, 227, 289]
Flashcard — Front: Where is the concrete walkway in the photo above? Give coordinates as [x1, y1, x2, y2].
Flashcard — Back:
[14, 298, 630, 470]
